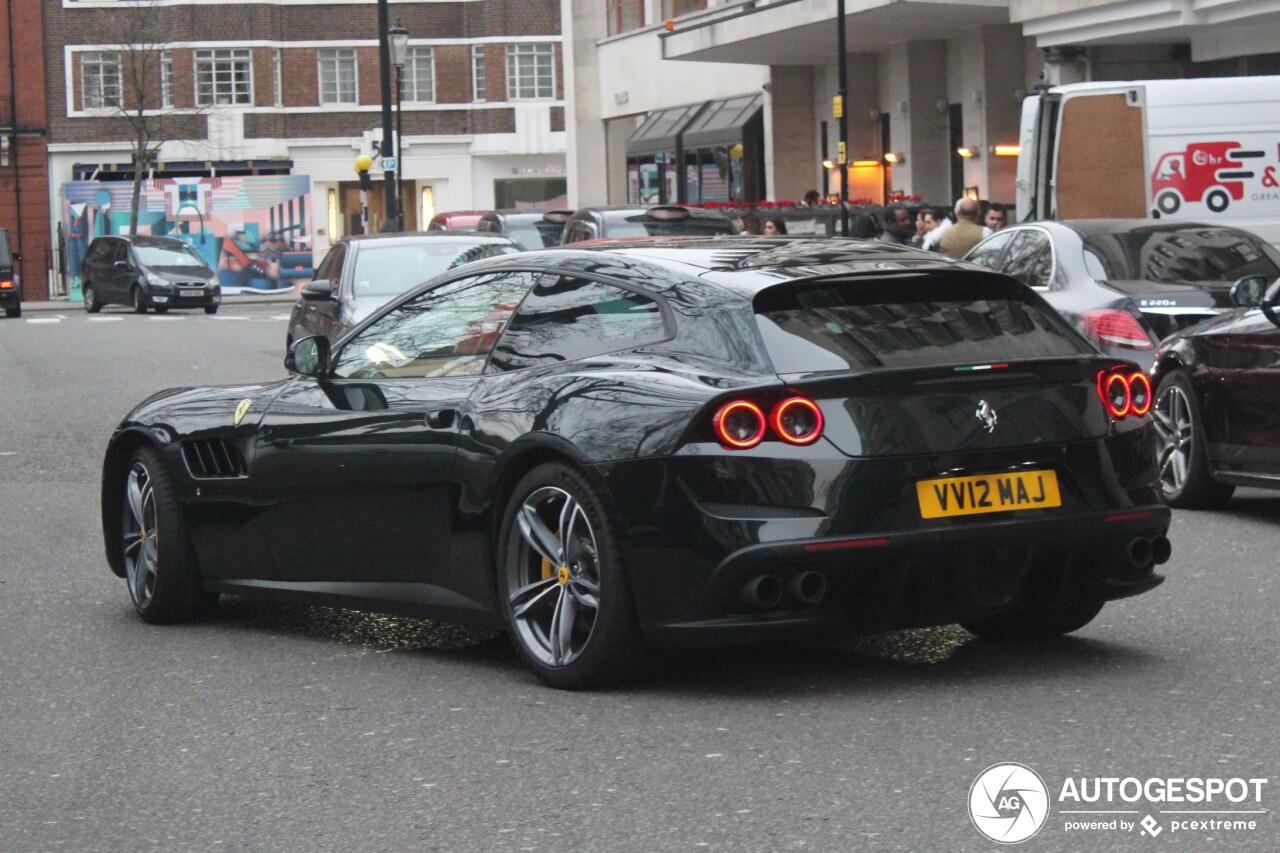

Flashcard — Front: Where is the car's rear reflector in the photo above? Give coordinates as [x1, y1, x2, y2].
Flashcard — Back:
[803, 537, 890, 552]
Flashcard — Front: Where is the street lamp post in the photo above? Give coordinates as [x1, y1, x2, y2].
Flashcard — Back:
[376, 0, 398, 230]
[388, 22, 409, 227]
[836, 0, 849, 237]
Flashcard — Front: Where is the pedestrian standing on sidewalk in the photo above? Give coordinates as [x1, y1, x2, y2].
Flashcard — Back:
[938, 197, 991, 259]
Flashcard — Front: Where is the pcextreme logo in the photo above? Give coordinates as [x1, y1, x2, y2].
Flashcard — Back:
[968, 764, 1269, 843]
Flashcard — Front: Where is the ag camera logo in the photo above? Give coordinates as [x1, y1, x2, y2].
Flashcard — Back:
[969, 763, 1050, 844]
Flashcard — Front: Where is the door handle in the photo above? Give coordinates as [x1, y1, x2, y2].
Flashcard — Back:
[424, 409, 456, 429]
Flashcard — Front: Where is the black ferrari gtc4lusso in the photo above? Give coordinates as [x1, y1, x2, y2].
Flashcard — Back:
[101, 238, 1172, 688]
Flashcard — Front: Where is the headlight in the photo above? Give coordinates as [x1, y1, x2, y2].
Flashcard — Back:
[208, 280, 221, 292]
[146, 272, 169, 287]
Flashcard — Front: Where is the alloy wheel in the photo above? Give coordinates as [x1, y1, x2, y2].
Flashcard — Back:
[506, 486, 601, 667]
[122, 460, 159, 609]
[1152, 383, 1193, 497]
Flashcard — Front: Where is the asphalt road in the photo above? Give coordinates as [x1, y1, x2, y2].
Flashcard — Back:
[1, 302, 1276, 851]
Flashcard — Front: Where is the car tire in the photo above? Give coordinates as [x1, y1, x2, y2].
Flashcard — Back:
[1155, 190, 1181, 215]
[132, 286, 147, 314]
[4, 303, 18, 318]
[204, 305, 218, 315]
[83, 284, 102, 313]
[1152, 370, 1235, 509]
[120, 446, 209, 624]
[497, 462, 647, 689]
[962, 601, 1103, 642]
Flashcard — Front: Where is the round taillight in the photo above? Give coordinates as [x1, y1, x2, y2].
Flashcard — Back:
[771, 397, 824, 445]
[713, 400, 767, 449]
[1128, 372, 1152, 416]
[1103, 372, 1131, 418]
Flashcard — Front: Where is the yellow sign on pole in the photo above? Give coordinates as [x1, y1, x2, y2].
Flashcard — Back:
[837, 141, 847, 164]
[833, 95, 844, 118]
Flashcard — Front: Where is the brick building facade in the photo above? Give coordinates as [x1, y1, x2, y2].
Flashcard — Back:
[43, 0, 565, 277]
[1, 0, 51, 301]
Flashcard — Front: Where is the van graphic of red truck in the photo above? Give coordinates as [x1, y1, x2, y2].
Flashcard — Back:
[1151, 141, 1264, 215]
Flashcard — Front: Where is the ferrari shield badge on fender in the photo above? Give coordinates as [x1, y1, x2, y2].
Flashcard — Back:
[234, 399, 252, 426]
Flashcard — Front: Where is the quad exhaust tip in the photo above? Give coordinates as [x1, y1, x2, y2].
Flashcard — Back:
[742, 571, 828, 610]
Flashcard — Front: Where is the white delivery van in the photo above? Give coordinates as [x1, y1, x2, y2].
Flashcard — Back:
[1016, 76, 1280, 247]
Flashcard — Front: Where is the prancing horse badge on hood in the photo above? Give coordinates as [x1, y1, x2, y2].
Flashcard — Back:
[234, 399, 252, 426]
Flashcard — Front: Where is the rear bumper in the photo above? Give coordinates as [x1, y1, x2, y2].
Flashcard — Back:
[638, 506, 1169, 648]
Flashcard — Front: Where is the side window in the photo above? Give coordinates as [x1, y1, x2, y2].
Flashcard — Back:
[489, 276, 667, 372]
[314, 244, 344, 282]
[332, 271, 536, 379]
[1001, 230, 1054, 289]
[964, 230, 1014, 270]
[110, 241, 127, 265]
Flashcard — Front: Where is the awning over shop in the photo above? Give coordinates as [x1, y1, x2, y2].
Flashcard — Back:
[681, 93, 762, 149]
[625, 102, 705, 157]
[625, 94, 763, 156]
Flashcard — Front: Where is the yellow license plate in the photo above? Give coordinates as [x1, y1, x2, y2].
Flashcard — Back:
[916, 470, 1061, 519]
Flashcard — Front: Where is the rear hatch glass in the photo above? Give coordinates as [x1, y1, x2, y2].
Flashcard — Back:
[754, 273, 1092, 376]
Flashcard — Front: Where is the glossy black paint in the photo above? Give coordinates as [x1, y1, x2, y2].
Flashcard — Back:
[1152, 277, 1280, 490]
[102, 237, 1170, 646]
[965, 219, 1280, 361]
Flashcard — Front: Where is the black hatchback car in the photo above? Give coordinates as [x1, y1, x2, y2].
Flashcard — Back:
[100, 238, 1170, 688]
[81, 235, 221, 314]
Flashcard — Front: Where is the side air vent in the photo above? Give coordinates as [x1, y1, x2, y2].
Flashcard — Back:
[181, 439, 247, 479]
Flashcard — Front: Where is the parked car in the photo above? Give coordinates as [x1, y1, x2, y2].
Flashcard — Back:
[287, 232, 519, 347]
[81, 235, 221, 314]
[426, 211, 487, 232]
[964, 220, 1280, 359]
[0, 228, 20, 318]
[560, 205, 737, 243]
[101, 237, 1170, 688]
[1151, 274, 1280, 508]
[476, 209, 573, 249]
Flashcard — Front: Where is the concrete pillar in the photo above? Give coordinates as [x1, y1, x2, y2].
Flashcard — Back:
[768, 66, 816, 203]
[881, 41, 949, 203]
[1041, 46, 1089, 85]
[982, 25, 1032, 205]
[563, 0, 608, 208]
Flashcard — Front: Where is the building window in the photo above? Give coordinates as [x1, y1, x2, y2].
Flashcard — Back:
[404, 47, 434, 103]
[607, 0, 645, 35]
[82, 51, 121, 109]
[195, 48, 253, 106]
[272, 49, 283, 107]
[160, 51, 173, 108]
[506, 44, 555, 100]
[472, 45, 486, 102]
[318, 48, 357, 105]
[661, 0, 707, 20]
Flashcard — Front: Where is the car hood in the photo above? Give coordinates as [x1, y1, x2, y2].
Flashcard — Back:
[117, 379, 294, 439]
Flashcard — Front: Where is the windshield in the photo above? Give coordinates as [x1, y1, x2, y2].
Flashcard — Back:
[351, 242, 519, 297]
[755, 276, 1090, 374]
[506, 222, 565, 250]
[605, 217, 736, 239]
[134, 243, 208, 269]
[1082, 227, 1280, 284]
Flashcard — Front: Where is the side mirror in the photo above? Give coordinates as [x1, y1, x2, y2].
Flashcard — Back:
[114, 259, 131, 270]
[1230, 275, 1268, 308]
[301, 279, 336, 301]
[286, 335, 331, 377]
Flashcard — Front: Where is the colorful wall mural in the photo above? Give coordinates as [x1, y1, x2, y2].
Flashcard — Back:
[63, 175, 313, 296]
